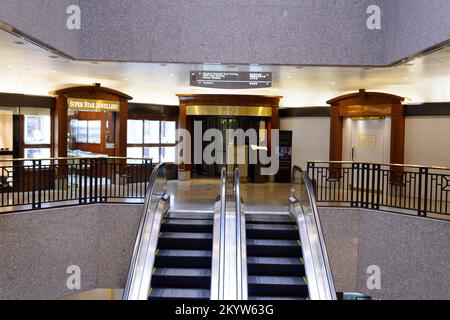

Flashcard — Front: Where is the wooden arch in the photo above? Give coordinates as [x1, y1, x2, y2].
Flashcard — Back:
[327, 89, 405, 165]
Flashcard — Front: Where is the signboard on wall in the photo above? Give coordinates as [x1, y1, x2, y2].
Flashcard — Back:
[358, 134, 377, 148]
[190, 71, 272, 89]
[68, 98, 120, 112]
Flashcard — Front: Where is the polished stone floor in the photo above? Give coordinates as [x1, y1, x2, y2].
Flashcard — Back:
[168, 178, 291, 213]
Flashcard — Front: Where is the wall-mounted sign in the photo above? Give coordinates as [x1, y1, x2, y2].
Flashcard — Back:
[186, 105, 272, 117]
[358, 134, 377, 148]
[68, 98, 120, 112]
[190, 71, 272, 89]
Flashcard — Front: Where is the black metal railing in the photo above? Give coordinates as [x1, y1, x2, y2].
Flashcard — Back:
[0, 157, 155, 211]
[307, 161, 450, 218]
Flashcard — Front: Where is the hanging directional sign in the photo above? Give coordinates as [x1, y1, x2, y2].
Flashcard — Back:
[190, 71, 272, 89]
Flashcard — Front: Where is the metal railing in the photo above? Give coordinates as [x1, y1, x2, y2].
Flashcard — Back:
[123, 162, 171, 300]
[290, 166, 337, 300]
[307, 161, 450, 218]
[210, 167, 248, 300]
[210, 167, 227, 300]
[0, 157, 155, 211]
[234, 167, 248, 300]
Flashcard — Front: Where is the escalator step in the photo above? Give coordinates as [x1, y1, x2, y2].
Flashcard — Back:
[151, 268, 211, 289]
[154, 268, 211, 277]
[246, 214, 294, 224]
[159, 232, 213, 250]
[161, 219, 213, 233]
[246, 224, 299, 240]
[166, 213, 213, 220]
[149, 288, 210, 300]
[155, 250, 212, 268]
[248, 276, 308, 297]
[247, 257, 305, 276]
[247, 239, 302, 257]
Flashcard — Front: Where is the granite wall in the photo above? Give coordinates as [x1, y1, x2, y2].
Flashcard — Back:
[1, 0, 450, 66]
[318, 207, 450, 300]
[0, 204, 141, 300]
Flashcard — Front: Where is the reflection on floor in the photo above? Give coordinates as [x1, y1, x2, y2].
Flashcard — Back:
[168, 178, 291, 213]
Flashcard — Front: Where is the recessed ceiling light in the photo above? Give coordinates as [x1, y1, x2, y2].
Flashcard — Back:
[123, 78, 129, 81]
[404, 77, 409, 80]
[330, 82, 336, 85]
[51, 70, 57, 73]
[169, 73, 175, 77]
[8, 65, 13, 68]
[286, 76, 292, 79]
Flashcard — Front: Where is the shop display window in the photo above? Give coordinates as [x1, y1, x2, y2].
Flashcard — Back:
[0, 107, 17, 153]
[127, 119, 177, 163]
[24, 115, 51, 145]
[24, 148, 51, 165]
[21, 108, 51, 161]
[87, 120, 101, 144]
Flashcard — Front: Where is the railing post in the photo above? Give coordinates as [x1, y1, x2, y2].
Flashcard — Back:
[350, 163, 355, 207]
[356, 163, 362, 208]
[375, 164, 381, 210]
[78, 158, 85, 205]
[307, 162, 317, 197]
[418, 167, 429, 217]
[100, 158, 107, 203]
[32, 160, 42, 210]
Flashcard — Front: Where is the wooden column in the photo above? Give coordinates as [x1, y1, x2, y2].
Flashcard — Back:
[390, 104, 406, 185]
[329, 105, 343, 162]
[390, 104, 405, 165]
[329, 105, 343, 179]
[55, 95, 68, 158]
[117, 99, 128, 158]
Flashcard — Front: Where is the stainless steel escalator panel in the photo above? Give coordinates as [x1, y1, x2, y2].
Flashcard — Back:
[290, 166, 337, 300]
[123, 163, 172, 301]
[123, 193, 170, 300]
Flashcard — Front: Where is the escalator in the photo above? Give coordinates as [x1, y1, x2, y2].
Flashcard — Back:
[149, 211, 214, 300]
[124, 164, 337, 301]
[123, 163, 225, 301]
[246, 214, 309, 300]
